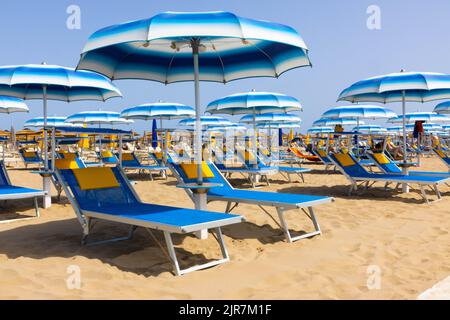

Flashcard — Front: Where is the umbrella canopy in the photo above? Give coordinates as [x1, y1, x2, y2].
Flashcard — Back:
[388, 112, 450, 124]
[121, 103, 195, 120]
[312, 118, 364, 127]
[0, 63, 122, 208]
[387, 126, 408, 133]
[77, 11, 310, 189]
[307, 126, 333, 134]
[77, 11, 310, 83]
[337, 71, 450, 169]
[338, 72, 450, 104]
[321, 105, 397, 120]
[0, 64, 121, 102]
[0, 96, 29, 114]
[207, 123, 247, 132]
[257, 122, 301, 129]
[179, 116, 232, 127]
[240, 113, 301, 124]
[352, 124, 387, 134]
[65, 111, 132, 125]
[405, 123, 442, 130]
[24, 117, 80, 128]
[434, 101, 450, 115]
[207, 92, 302, 115]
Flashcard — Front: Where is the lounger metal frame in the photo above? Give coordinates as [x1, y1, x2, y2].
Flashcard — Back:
[169, 162, 333, 243]
[329, 154, 445, 204]
[54, 166, 241, 276]
[0, 161, 45, 224]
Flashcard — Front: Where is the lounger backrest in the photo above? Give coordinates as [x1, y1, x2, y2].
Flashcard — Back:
[330, 152, 370, 177]
[168, 158, 233, 191]
[20, 150, 41, 161]
[0, 161, 11, 186]
[59, 167, 138, 210]
[98, 151, 118, 164]
[117, 152, 141, 167]
[370, 152, 402, 174]
[314, 148, 332, 164]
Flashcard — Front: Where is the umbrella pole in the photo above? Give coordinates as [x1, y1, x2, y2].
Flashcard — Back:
[42, 85, 51, 209]
[192, 39, 203, 186]
[401, 90, 409, 193]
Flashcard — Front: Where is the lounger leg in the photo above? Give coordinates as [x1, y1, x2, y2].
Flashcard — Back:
[225, 202, 232, 213]
[82, 223, 137, 246]
[419, 186, 429, 204]
[34, 197, 40, 218]
[276, 207, 321, 243]
[163, 229, 230, 276]
[434, 185, 442, 201]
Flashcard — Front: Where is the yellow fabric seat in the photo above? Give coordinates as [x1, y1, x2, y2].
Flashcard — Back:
[317, 150, 327, 157]
[101, 151, 113, 158]
[180, 162, 215, 179]
[23, 151, 37, 158]
[55, 159, 81, 170]
[334, 153, 355, 167]
[72, 167, 120, 190]
[372, 153, 390, 164]
[122, 153, 135, 161]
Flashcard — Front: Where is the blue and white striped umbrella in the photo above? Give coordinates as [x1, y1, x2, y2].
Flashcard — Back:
[65, 111, 132, 125]
[405, 123, 442, 131]
[24, 117, 80, 128]
[257, 122, 301, 129]
[434, 101, 450, 115]
[337, 71, 450, 165]
[207, 92, 302, 115]
[206, 123, 247, 133]
[387, 126, 408, 134]
[77, 11, 310, 185]
[179, 116, 232, 127]
[307, 126, 333, 134]
[321, 105, 397, 120]
[0, 64, 122, 185]
[0, 96, 29, 114]
[77, 12, 310, 84]
[387, 112, 450, 124]
[240, 113, 301, 124]
[312, 118, 364, 127]
[352, 125, 387, 134]
[338, 72, 450, 104]
[0, 64, 122, 102]
[441, 125, 450, 131]
[121, 103, 195, 120]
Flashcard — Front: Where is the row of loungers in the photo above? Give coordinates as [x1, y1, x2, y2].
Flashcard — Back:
[50, 157, 334, 275]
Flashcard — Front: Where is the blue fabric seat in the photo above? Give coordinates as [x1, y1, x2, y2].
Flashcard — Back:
[169, 159, 334, 243]
[56, 165, 243, 275]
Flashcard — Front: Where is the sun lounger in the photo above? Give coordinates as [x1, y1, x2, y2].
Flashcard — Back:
[54, 165, 243, 276]
[289, 147, 321, 162]
[367, 151, 450, 178]
[311, 147, 335, 171]
[118, 152, 168, 180]
[329, 152, 449, 203]
[433, 148, 450, 171]
[97, 151, 118, 164]
[0, 161, 46, 223]
[214, 161, 277, 187]
[168, 159, 334, 243]
[19, 149, 43, 168]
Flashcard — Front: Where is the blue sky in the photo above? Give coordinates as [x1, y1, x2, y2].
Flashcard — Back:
[0, 0, 449, 133]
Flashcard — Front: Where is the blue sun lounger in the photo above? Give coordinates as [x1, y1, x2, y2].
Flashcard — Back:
[0, 161, 46, 223]
[214, 161, 277, 187]
[433, 148, 450, 171]
[168, 159, 334, 243]
[237, 149, 312, 183]
[54, 165, 243, 276]
[19, 149, 43, 168]
[97, 151, 118, 165]
[367, 151, 450, 178]
[329, 152, 449, 203]
[311, 147, 335, 172]
[117, 152, 168, 180]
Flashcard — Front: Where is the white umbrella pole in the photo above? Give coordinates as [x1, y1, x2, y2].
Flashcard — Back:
[192, 39, 203, 186]
[42, 85, 51, 209]
[401, 90, 409, 193]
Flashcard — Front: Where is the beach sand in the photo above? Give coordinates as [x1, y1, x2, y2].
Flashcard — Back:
[0, 157, 449, 300]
